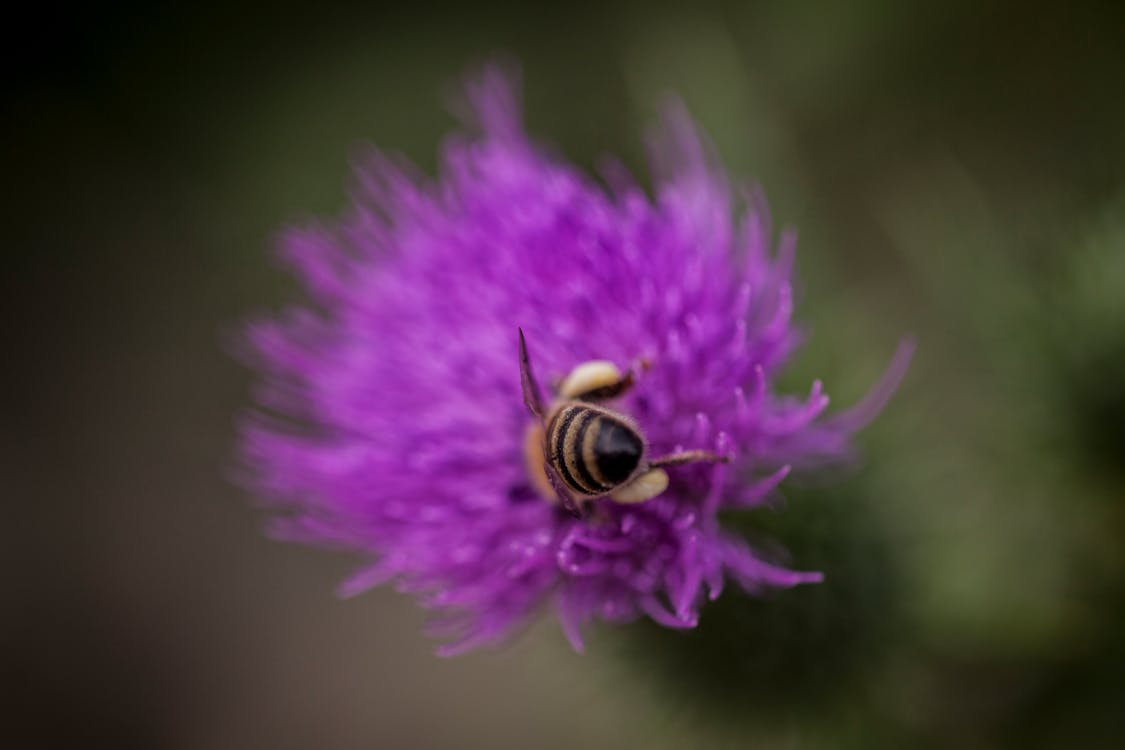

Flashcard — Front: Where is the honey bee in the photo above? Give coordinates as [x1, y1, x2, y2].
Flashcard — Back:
[519, 328, 729, 516]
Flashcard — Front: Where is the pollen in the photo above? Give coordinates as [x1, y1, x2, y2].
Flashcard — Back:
[557, 360, 624, 400]
[523, 421, 556, 502]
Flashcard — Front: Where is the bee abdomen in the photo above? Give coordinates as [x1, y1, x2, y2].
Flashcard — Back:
[593, 417, 643, 484]
[547, 404, 642, 495]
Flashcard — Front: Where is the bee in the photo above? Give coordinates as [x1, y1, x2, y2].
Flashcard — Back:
[519, 328, 729, 516]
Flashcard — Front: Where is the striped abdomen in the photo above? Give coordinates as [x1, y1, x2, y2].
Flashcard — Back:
[546, 403, 644, 496]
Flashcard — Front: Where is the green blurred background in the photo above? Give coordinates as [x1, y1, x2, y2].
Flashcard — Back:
[6, 2, 1125, 748]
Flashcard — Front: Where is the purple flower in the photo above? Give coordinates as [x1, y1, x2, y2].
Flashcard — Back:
[240, 66, 913, 655]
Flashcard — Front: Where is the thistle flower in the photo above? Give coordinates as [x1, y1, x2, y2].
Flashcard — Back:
[240, 66, 913, 655]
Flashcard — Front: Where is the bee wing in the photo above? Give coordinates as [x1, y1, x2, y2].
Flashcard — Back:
[517, 328, 545, 418]
[543, 460, 582, 518]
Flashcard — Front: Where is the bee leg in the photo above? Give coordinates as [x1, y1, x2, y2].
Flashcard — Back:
[518, 328, 545, 418]
[610, 468, 669, 503]
[544, 461, 583, 517]
[649, 450, 731, 468]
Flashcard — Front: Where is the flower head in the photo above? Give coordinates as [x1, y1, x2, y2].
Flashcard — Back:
[240, 66, 912, 654]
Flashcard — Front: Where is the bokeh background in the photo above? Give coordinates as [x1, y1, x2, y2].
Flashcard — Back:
[6, 2, 1125, 748]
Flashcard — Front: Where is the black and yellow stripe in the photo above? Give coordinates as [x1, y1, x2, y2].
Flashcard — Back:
[546, 403, 643, 496]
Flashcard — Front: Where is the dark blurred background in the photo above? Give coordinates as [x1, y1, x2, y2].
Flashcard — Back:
[5, 2, 1125, 748]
